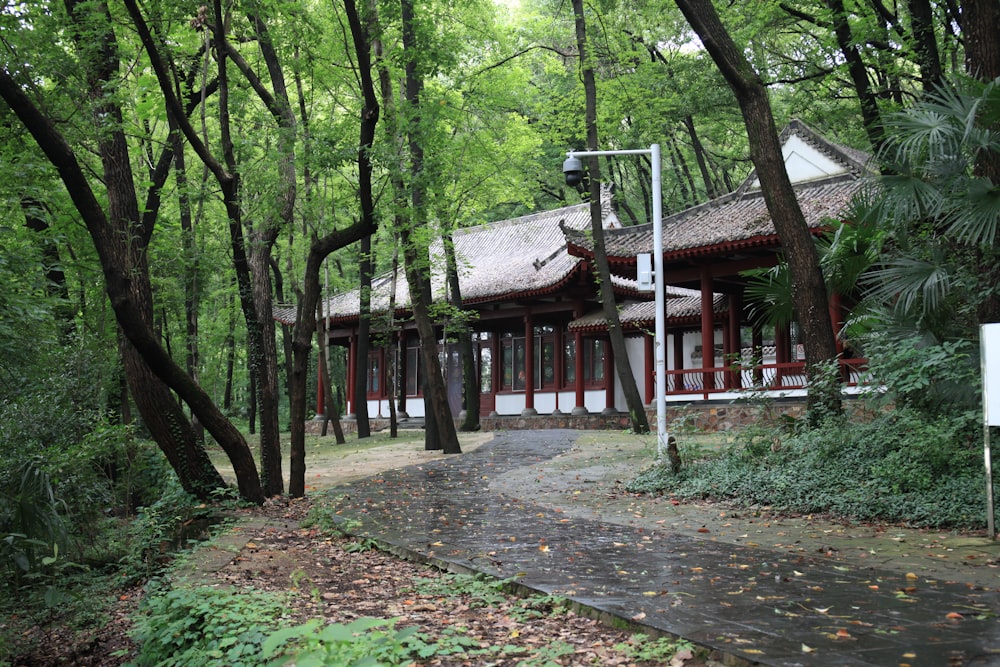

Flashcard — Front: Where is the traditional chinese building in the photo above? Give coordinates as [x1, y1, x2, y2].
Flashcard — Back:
[277, 121, 874, 427]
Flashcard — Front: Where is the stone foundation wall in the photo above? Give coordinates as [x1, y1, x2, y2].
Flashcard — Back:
[313, 399, 814, 435]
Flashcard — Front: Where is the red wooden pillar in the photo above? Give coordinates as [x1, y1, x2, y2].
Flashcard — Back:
[752, 323, 764, 386]
[700, 265, 715, 392]
[644, 331, 654, 404]
[775, 323, 789, 386]
[346, 334, 357, 417]
[829, 293, 844, 353]
[672, 327, 684, 392]
[397, 330, 408, 417]
[573, 304, 587, 414]
[523, 314, 536, 416]
[604, 337, 615, 412]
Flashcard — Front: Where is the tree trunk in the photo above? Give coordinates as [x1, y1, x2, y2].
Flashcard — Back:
[683, 115, 719, 199]
[0, 0, 265, 502]
[286, 0, 381, 495]
[674, 0, 842, 423]
[825, 0, 886, 152]
[20, 197, 74, 338]
[354, 235, 373, 439]
[401, 0, 461, 454]
[317, 300, 346, 444]
[572, 0, 650, 434]
[223, 290, 236, 411]
[172, 117, 205, 448]
[443, 233, 480, 431]
[386, 244, 401, 438]
[907, 0, 943, 93]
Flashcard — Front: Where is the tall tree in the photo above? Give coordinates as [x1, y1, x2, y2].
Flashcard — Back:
[0, 2, 264, 503]
[399, 0, 461, 454]
[570, 0, 650, 434]
[124, 0, 295, 496]
[673, 0, 842, 421]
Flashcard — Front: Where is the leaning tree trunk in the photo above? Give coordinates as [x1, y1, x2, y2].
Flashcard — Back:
[571, 0, 650, 434]
[0, 69, 265, 507]
[675, 0, 842, 423]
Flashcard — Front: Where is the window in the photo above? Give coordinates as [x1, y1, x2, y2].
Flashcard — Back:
[564, 338, 576, 385]
[500, 333, 527, 391]
[585, 339, 606, 382]
[564, 336, 607, 387]
[405, 343, 421, 396]
[534, 326, 556, 389]
[366, 350, 381, 397]
[477, 333, 493, 393]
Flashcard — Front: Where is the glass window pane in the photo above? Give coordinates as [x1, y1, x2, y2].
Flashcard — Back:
[406, 347, 419, 396]
[564, 339, 576, 384]
[593, 340, 605, 380]
[368, 353, 380, 393]
[513, 338, 526, 390]
[480, 346, 492, 393]
[502, 340, 513, 389]
[541, 340, 555, 386]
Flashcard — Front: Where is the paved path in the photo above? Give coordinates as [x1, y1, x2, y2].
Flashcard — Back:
[327, 430, 1000, 666]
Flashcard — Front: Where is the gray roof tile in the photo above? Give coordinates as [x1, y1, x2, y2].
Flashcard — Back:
[279, 197, 616, 325]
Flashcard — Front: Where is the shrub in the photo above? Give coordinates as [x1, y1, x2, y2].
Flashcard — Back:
[128, 583, 289, 667]
[627, 407, 985, 528]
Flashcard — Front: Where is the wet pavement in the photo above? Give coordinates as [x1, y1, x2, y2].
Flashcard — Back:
[325, 430, 1000, 666]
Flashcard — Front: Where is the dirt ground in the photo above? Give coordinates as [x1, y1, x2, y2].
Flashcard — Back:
[13, 429, 997, 666]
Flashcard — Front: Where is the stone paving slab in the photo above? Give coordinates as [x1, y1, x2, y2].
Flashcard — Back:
[325, 430, 1000, 666]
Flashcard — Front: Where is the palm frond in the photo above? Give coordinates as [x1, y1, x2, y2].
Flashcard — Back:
[943, 176, 1000, 246]
[742, 264, 794, 328]
[863, 254, 953, 322]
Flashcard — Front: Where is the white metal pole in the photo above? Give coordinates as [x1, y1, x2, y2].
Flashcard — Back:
[650, 144, 669, 458]
[565, 146, 669, 457]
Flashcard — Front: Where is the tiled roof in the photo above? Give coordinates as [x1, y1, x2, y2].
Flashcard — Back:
[276, 193, 620, 325]
[569, 176, 865, 262]
[564, 120, 873, 262]
[568, 290, 728, 332]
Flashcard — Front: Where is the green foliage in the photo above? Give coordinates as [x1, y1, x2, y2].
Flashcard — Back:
[861, 335, 980, 416]
[118, 483, 217, 582]
[613, 633, 695, 663]
[128, 583, 289, 667]
[406, 571, 511, 609]
[0, 459, 67, 588]
[628, 407, 984, 528]
[262, 617, 421, 667]
[858, 76, 1000, 342]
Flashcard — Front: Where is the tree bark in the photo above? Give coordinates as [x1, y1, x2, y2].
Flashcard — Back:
[674, 0, 842, 422]
[0, 57, 264, 505]
[443, 233, 480, 431]
[571, 0, 650, 434]
[825, 0, 886, 152]
[286, 0, 381, 495]
[353, 236, 374, 439]
[401, 0, 461, 454]
[316, 300, 346, 444]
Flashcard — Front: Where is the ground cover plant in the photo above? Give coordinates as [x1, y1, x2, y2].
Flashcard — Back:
[628, 406, 984, 528]
[628, 337, 988, 530]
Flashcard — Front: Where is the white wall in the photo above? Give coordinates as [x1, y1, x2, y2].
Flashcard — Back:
[613, 336, 648, 411]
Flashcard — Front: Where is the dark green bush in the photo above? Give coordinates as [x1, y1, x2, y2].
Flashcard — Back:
[128, 582, 289, 667]
[628, 407, 985, 528]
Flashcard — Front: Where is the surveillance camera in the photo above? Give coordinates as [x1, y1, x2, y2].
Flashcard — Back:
[562, 156, 584, 187]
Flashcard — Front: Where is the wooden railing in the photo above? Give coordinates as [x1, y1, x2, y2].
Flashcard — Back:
[664, 358, 867, 399]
